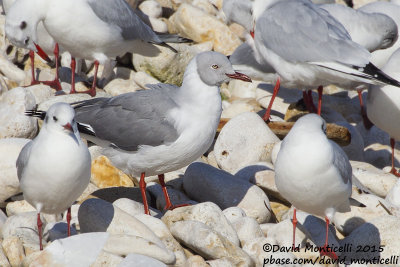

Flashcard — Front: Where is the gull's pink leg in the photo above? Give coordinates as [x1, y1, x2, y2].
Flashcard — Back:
[158, 174, 190, 211]
[292, 208, 297, 250]
[317, 86, 323, 116]
[42, 43, 62, 91]
[357, 89, 374, 129]
[320, 217, 338, 259]
[390, 138, 400, 177]
[37, 213, 43, 251]
[139, 172, 150, 215]
[67, 207, 71, 237]
[29, 51, 40, 86]
[262, 78, 281, 122]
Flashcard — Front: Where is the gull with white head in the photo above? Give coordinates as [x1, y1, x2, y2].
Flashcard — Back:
[17, 102, 91, 250]
[5, 0, 188, 97]
[274, 114, 352, 259]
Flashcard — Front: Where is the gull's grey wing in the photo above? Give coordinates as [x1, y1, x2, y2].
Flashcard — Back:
[87, 0, 162, 43]
[330, 140, 352, 185]
[222, 0, 253, 31]
[16, 141, 34, 180]
[230, 43, 275, 74]
[255, 0, 370, 66]
[73, 88, 180, 151]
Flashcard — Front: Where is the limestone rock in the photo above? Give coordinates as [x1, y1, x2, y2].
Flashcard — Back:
[0, 87, 37, 138]
[2, 236, 24, 267]
[117, 253, 166, 267]
[162, 202, 240, 246]
[214, 112, 279, 173]
[91, 156, 134, 188]
[0, 138, 30, 206]
[168, 4, 241, 55]
[169, 220, 253, 266]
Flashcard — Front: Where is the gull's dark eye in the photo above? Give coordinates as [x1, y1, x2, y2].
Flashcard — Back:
[53, 116, 58, 122]
[211, 64, 219, 69]
[20, 21, 27, 30]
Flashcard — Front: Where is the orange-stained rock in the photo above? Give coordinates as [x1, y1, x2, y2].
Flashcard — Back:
[91, 156, 134, 188]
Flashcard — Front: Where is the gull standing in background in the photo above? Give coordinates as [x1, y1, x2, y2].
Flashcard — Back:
[5, 0, 187, 97]
[17, 103, 91, 250]
[29, 52, 252, 215]
[367, 48, 400, 177]
[251, 0, 400, 121]
[274, 114, 352, 260]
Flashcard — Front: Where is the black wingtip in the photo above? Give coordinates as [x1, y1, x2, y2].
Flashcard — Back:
[25, 106, 46, 120]
[356, 63, 400, 88]
[77, 122, 96, 137]
[159, 42, 178, 53]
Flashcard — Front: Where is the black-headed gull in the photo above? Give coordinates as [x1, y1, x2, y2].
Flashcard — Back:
[274, 114, 352, 259]
[63, 51, 249, 215]
[252, 0, 400, 120]
[5, 0, 187, 97]
[18, 102, 91, 250]
[367, 48, 400, 177]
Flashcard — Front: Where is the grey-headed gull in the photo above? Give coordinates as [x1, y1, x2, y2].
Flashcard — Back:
[252, 0, 400, 121]
[5, 0, 187, 97]
[367, 48, 400, 177]
[274, 114, 352, 259]
[70, 51, 250, 215]
[18, 102, 91, 250]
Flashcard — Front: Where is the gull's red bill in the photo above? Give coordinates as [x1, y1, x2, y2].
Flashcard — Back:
[34, 42, 51, 63]
[226, 72, 252, 82]
[63, 123, 72, 131]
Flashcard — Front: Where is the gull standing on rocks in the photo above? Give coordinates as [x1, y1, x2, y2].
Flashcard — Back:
[5, 0, 187, 97]
[274, 114, 352, 259]
[3, 0, 62, 90]
[251, 0, 400, 121]
[17, 102, 91, 250]
[67, 51, 251, 215]
[367, 48, 400, 177]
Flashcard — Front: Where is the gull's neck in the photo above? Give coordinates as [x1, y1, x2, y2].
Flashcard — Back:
[178, 59, 221, 107]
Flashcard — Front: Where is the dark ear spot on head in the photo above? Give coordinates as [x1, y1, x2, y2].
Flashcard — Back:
[20, 21, 27, 30]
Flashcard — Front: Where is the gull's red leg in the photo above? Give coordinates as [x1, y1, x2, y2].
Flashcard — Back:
[158, 174, 190, 211]
[69, 57, 77, 94]
[42, 43, 62, 91]
[29, 51, 40, 86]
[69, 59, 97, 97]
[37, 213, 43, 251]
[320, 217, 338, 259]
[390, 138, 400, 177]
[317, 86, 323, 116]
[292, 208, 297, 250]
[67, 207, 71, 237]
[357, 89, 373, 129]
[139, 172, 150, 215]
[262, 78, 281, 122]
[307, 90, 318, 114]
[302, 90, 314, 113]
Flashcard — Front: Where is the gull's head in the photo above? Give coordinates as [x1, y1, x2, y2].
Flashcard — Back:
[44, 102, 78, 135]
[5, 0, 40, 51]
[195, 51, 252, 86]
[375, 13, 398, 50]
[292, 114, 327, 135]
